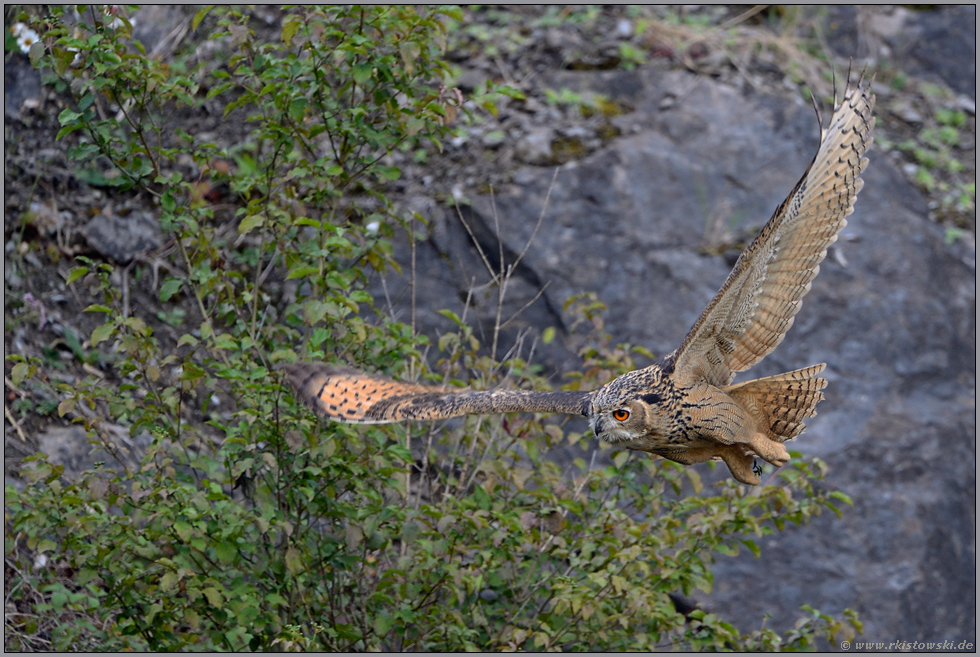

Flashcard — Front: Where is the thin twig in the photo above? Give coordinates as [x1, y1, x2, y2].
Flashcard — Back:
[715, 4, 770, 32]
[410, 212, 418, 376]
[4, 403, 29, 443]
[510, 168, 558, 272]
[121, 263, 131, 319]
[498, 280, 551, 331]
[453, 216, 498, 287]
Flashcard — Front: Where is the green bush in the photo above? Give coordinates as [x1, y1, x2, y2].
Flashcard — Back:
[6, 5, 860, 651]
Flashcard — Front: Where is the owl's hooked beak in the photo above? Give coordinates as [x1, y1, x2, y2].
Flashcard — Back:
[593, 417, 606, 437]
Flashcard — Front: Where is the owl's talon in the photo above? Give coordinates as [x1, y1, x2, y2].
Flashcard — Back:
[748, 434, 790, 467]
[718, 446, 760, 485]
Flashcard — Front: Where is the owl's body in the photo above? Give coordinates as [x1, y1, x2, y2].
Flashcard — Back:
[585, 360, 827, 484]
[287, 74, 875, 485]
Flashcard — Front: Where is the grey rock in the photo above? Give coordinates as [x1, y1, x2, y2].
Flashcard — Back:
[515, 126, 555, 165]
[27, 201, 68, 236]
[457, 67, 489, 93]
[3, 53, 42, 120]
[824, 6, 976, 97]
[35, 425, 152, 477]
[614, 19, 634, 39]
[131, 6, 192, 58]
[83, 210, 163, 263]
[481, 129, 508, 149]
[891, 98, 924, 125]
[896, 5, 976, 97]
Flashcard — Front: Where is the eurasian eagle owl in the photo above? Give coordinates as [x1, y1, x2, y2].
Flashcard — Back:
[287, 73, 875, 485]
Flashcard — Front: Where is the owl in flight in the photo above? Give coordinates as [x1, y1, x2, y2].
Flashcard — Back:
[287, 74, 875, 485]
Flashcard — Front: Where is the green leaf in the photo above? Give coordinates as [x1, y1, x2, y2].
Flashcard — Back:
[202, 587, 224, 607]
[285, 547, 304, 575]
[66, 266, 90, 285]
[269, 348, 296, 363]
[265, 593, 288, 608]
[56, 124, 85, 140]
[161, 191, 176, 212]
[58, 397, 77, 417]
[374, 613, 393, 636]
[77, 568, 99, 586]
[822, 500, 842, 518]
[495, 84, 526, 100]
[288, 97, 308, 122]
[184, 609, 200, 630]
[51, 590, 68, 611]
[401, 522, 421, 544]
[473, 484, 491, 510]
[160, 278, 183, 302]
[160, 571, 179, 591]
[437, 309, 463, 325]
[286, 266, 320, 281]
[239, 214, 264, 235]
[309, 327, 331, 348]
[57, 108, 82, 126]
[192, 5, 214, 31]
[377, 165, 401, 181]
[281, 16, 302, 46]
[399, 40, 420, 75]
[353, 63, 373, 85]
[11, 362, 30, 386]
[53, 47, 77, 75]
[345, 523, 363, 552]
[124, 317, 149, 335]
[174, 520, 192, 542]
[28, 40, 44, 67]
[214, 334, 238, 350]
[90, 323, 115, 347]
[215, 541, 238, 563]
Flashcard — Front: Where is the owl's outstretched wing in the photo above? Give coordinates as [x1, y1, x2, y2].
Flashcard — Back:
[668, 73, 875, 387]
[285, 362, 590, 423]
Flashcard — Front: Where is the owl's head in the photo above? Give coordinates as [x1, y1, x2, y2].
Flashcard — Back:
[587, 367, 672, 445]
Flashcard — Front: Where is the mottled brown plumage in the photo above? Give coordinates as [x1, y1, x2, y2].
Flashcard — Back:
[286, 73, 875, 485]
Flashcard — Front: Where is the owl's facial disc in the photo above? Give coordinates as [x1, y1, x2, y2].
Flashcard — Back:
[591, 402, 643, 444]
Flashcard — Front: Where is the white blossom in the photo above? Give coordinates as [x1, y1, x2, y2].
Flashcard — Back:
[10, 23, 39, 53]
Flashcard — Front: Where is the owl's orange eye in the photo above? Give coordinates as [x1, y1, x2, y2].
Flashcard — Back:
[612, 409, 630, 422]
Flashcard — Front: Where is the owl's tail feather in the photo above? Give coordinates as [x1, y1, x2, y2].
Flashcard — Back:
[724, 364, 827, 443]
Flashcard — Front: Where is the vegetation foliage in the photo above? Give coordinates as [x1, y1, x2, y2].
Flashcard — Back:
[6, 5, 861, 651]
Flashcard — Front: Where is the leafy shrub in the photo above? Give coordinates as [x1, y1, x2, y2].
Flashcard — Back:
[6, 5, 860, 651]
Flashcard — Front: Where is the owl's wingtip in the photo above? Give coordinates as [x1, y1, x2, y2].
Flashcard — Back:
[282, 361, 358, 421]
